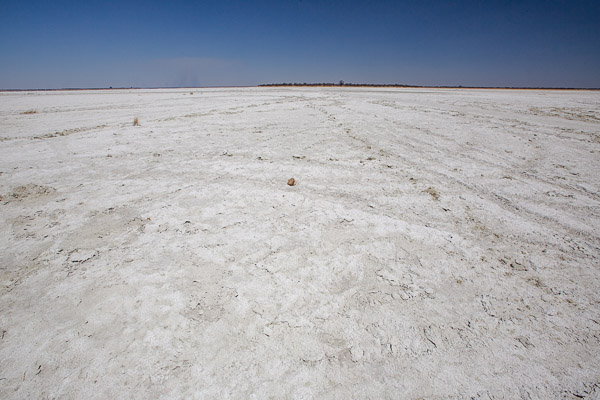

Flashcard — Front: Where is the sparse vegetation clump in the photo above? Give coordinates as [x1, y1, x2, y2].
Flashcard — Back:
[133, 117, 139, 126]
[22, 110, 37, 115]
[424, 186, 440, 201]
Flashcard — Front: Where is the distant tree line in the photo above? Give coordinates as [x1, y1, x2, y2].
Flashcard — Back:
[258, 82, 599, 90]
[259, 82, 413, 88]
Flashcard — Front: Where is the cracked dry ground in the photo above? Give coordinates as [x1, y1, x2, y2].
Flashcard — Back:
[1, 87, 599, 399]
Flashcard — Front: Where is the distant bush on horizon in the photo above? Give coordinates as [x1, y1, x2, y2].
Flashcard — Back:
[258, 83, 598, 90]
[259, 82, 412, 88]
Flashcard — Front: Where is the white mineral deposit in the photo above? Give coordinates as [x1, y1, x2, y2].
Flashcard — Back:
[1, 87, 599, 398]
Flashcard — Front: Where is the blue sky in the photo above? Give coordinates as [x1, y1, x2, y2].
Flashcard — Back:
[1, 0, 598, 88]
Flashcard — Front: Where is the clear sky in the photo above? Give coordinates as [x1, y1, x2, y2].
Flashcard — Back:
[1, 0, 599, 89]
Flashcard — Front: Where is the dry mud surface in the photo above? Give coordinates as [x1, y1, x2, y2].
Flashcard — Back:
[1, 87, 599, 399]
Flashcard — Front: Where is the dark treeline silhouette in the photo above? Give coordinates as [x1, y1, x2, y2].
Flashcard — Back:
[260, 82, 412, 88]
[258, 82, 599, 90]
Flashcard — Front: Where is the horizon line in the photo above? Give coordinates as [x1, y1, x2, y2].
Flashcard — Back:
[1, 84, 599, 92]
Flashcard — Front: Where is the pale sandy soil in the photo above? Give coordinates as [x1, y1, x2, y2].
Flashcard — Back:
[0, 87, 599, 399]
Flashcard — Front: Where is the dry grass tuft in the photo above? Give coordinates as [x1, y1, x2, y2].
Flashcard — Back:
[133, 117, 139, 126]
[424, 187, 440, 201]
[22, 110, 37, 115]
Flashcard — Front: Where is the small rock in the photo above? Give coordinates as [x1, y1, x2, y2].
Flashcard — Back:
[287, 178, 296, 186]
